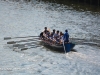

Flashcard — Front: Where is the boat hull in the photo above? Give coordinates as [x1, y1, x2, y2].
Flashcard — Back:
[40, 39, 76, 53]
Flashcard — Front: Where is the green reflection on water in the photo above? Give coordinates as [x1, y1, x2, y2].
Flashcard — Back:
[41, 0, 100, 13]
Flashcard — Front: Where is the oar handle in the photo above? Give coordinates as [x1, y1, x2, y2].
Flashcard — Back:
[7, 38, 40, 44]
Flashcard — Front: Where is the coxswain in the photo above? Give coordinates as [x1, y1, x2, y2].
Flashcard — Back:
[63, 29, 69, 43]
[63, 29, 71, 52]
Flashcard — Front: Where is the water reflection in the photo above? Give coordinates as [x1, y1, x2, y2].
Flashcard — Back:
[41, 0, 100, 12]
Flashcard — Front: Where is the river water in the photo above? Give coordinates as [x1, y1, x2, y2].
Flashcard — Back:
[0, 0, 100, 75]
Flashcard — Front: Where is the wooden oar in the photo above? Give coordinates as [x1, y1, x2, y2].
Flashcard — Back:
[13, 41, 39, 47]
[63, 41, 66, 54]
[7, 38, 41, 44]
[21, 45, 41, 51]
[4, 36, 39, 40]
[13, 41, 41, 51]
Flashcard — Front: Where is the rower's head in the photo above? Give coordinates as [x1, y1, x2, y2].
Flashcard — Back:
[44, 27, 47, 30]
[60, 32, 63, 35]
[57, 30, 59, 34]
[53, 29, 55, 32]
[65, 29, 68, 32]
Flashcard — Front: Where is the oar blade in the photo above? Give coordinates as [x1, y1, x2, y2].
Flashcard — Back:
[21, 48, 28, 51]
[7, 41, 16, 44]
[4, 37, 11, 40]
[21, 46, 41, 51]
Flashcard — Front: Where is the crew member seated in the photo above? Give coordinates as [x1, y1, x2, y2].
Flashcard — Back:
[49, 29, 55, 40]
[40, 27, 50, 39]
[53, 30, 60, 44]
[59, 32, 64, 44]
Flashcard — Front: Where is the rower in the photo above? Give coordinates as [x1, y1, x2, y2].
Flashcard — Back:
[43, 27, 49, 34]
[43, 27, 51, 41]
[53, 30, 60, 44]
[59, 32, 64, 44]
[50, 29, 56, 39]
[51, 29, 56, 36]
[40, 27, 50, 39]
